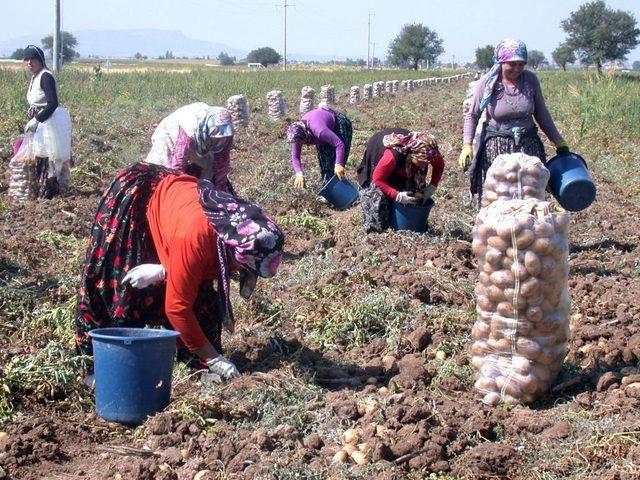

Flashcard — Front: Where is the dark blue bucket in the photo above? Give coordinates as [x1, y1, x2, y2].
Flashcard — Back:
[89, 328, 180, 425]
[318, 175, 359, 210]
[390, 198, 436, 233]
[546, 152, 596, 212]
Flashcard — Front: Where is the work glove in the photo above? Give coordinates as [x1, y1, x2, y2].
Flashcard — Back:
[25, 118, 39, 133]
[206, 355, 240, 380]
[458, 144, 473, 171]
[334, 165, 346, 181]
[395, 191, 419, 205]
[122, 264, 165, 289]
[294, 173, 305, 189]
[422, 184, 437, 201]
[555, 141, 570, 156]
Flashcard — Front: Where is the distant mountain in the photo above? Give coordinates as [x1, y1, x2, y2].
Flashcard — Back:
[0, 29, 352, 62]
[0, 29, 246, 59]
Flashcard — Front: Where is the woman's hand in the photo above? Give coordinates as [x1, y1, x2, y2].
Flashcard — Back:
[25, 118, 39, 133]
[458, 144, 473, 171]
[122, 264, 165, 289]
[294, 173, 306, 189]
[555, 141, 570, 156]
[334, 165, 346, 181]
[206, 355, 240, 380]
[395, 191, 418, 205]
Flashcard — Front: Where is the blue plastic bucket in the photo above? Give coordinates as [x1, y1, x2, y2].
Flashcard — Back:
[318, 175, 359, 210]
[390, 198, 436, 233]
[546, 153, 596, 212]
[89, 328, 180, 425]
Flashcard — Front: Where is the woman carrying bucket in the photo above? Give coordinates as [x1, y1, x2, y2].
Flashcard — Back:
[286, 107, 352, 189]
[458, 38, 569, 205]
[75, 163, 284, 384]
[22, 45, 72, 198]
[357, 128, 445, 233]
[144, 103, 235, 192]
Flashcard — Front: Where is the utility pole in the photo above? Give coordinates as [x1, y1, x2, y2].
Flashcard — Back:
[53, 0, 61, 71]
[372, 42, 376, 69]
[280, 0, 294, 71]
[366, 13, 373, 69]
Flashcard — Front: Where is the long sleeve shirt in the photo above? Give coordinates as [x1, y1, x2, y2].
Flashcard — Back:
[463, 70, 563, 146]
[290, 109, 345, 174]
[167, 127, 233, 191]
[372, 148, 445, 199]
[147, 174, 219, 351]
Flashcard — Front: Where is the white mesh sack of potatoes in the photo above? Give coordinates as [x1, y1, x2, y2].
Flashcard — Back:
[481, 153, 551, 208]
[471, 198, 571, 405]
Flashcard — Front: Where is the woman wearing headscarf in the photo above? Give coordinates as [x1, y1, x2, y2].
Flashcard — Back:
[22, 45, 72, 198]
[357, 128, 445, 232]
[285, 107, 352, 188]
[75, 162, 284, 384]
[145, 102, 235, 192]
[458, 39, 569, 204]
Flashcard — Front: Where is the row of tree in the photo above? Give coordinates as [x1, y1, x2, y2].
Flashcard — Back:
[475, 1, 639, 72]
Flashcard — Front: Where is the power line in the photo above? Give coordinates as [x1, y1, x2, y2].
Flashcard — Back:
[276, 0, 295, 71]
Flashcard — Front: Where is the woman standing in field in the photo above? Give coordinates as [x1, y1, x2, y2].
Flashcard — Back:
[22, 45, 72, 198]
[286, 107, 352, 188]
[75, 163, 284, 384]
[145, 103, 235, 192]
[357, 128, 445, 232]
[458, 38, 569, 204]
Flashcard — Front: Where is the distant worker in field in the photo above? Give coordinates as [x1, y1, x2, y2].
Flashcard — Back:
[145, 103, 235, 192]
[357, 128, 445, 232]
[459, 38, 569, 201]
[21, 45, 72, 198]
[75, 163, 284, 386]
[286, 106, 352, 189]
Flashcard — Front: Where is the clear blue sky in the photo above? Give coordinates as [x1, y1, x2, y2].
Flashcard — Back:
[1, 0, 639, 63]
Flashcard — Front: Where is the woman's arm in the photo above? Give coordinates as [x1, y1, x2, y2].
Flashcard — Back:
[317, 129, 346, 166]
[462, 76, 486, 145]
[34, 72, 59, 122]
[290, 141, 303, 174]
[164, 234, 211, 353]
[168, 127, 197, 172]
[530, 73, 564, 145]
[429, 151, 445, 187]
[372, 149, 400, 198]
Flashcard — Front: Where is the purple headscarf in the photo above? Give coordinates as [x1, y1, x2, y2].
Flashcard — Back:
[197, 180, 285, 333]
[285, 121, 312, 144]
[479, 39, 528, 112]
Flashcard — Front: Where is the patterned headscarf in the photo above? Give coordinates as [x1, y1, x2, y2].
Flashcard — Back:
[194, 107, 234, 156]
[382, 131, 441, 190]
[479, 38, 528, 113]
[23, 45, 47, 67]
[286, 121, 312, 144]
[197, 180, 285, 332]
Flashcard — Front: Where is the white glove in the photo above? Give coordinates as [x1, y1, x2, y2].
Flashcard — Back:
[122, 264, 165, 289]
[206, 355, 240, 380]
[395, 191, 418, 205]
[25, 118, 39, 133]
[422, 184, 437, 200]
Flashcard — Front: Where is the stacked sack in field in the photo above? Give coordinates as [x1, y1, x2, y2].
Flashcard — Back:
[385, 81, 394, 95]
[481, 153, 550, 208]
[402, 79, 414, 92]
[349, 86, 360, 104]
[266, 90, 286, 120]
[471, 199, 570, 405]
[372, 81, 385, 98]
[392, 80, 399, 94]
[363, 83, 373, 100]
[319, 84, 335, 107]
[226, 94, 249, 129]
[299, 86, 315, 114]
[8, 154, 37, 202]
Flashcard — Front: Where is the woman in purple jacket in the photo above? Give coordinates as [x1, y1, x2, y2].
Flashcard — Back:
[458, 39, 569, 203]
[285, 107, 352, 188]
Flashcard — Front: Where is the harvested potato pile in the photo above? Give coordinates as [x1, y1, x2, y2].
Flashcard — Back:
[471, 199, 570, 405]
[482, 153, 550, 208]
